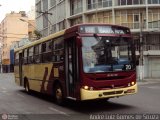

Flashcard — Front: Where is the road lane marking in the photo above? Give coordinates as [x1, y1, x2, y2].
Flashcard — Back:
[147, 86, 160, 89]
[48, 107, 70, 116]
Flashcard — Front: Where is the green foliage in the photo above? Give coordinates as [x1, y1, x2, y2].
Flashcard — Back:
[34, 30, 42, 40]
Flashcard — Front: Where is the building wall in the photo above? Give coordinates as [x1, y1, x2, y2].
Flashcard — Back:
[35, 0, 160, 36]
[36, 0, 66, 37]
[27, 6, 36, 20]
[0, 11, 28, 72]
[28, 20, 36, 41]
[35, 0, 160, 78]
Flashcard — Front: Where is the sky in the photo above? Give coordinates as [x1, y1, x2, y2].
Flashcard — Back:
[0, 0, 35, 22]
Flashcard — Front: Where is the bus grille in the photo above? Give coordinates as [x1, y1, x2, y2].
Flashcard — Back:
[95, 76, 127, 80]
[103, 90, 123, 96]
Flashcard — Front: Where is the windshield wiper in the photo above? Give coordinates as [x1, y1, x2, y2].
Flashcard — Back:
[93, 33, 101, 41]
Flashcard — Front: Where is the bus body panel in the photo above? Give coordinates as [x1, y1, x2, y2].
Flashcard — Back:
[81, 71, 136, 89]
[80, 83, 137, 100]
[22, 62, 65, 94]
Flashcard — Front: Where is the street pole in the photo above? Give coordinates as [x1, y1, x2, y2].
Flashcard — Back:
[0, 45, 3, 73]
[139, 12, 144, 81]
[36, 11, 53, 34]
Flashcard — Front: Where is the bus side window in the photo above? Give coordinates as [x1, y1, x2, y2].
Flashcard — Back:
[52, 40, 56, 62]
[34, 44, 41, 63]
[14, 52, 19, 65]
[42, 43, 46, 53]
[42, 41, 52, 63]
[23, 49, 28, 64]
[53, 37, 64, 62]
[28, 47, 34, 64]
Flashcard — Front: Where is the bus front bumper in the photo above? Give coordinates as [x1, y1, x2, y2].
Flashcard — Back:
[80, 83, 137, 101]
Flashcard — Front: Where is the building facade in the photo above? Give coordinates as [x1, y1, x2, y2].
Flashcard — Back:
[0, 11, 28, 72]
[35, 0, 160, 79]
[27, 6, 36, 41]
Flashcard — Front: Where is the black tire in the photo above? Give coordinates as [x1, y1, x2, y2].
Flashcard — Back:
[25, 80, 30, 93]
[54, 83, 64, 105]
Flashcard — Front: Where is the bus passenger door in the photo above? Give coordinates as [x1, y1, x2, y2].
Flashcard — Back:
[19, 53, 23, 86]
[65, 39, 77, 99]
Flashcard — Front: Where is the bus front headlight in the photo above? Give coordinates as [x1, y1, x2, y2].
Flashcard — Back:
[84, 86, 89, 90]
[131, 81, 135, 85]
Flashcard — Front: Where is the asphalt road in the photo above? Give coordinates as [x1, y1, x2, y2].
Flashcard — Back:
[0, 73, 160, 120]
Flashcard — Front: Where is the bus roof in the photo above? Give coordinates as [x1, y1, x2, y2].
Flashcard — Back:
[65, 23, 130, 36]
[14, 29, 65, 52]
[14, 23, 130, 52]
[73, 23, 129, 28]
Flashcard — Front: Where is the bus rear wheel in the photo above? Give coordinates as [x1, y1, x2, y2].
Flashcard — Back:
[54, 84, 64, 105]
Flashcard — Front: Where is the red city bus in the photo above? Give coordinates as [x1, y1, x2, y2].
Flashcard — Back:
[14, 24, 137, 105]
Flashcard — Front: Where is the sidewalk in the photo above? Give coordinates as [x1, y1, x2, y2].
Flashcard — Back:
[137, 78, 160, 85]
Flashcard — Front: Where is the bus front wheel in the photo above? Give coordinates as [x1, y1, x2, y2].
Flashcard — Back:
[54, 84, 64, 105]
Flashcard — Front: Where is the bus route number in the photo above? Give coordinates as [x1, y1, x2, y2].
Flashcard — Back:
[125, 64, 132, 70]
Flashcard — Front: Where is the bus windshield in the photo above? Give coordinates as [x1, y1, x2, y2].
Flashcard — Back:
[82, 36, 135, 73]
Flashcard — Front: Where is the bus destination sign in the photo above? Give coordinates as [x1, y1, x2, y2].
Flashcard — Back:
[79, 26, 130, 34]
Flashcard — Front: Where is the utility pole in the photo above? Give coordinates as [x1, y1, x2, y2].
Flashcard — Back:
[139, 12, 144, 81]
[36, 11, 53, 34]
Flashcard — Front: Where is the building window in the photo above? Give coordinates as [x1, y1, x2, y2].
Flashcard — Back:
[50, 0, 56, 7]
[121, 0, 126, 5]
[103, 0, 112, 7]
[58, 21, 65, 31]
[115, 0, 145, 5]
[88, 0, 96, 10]
[36, 1, 41, 16]
[148, 9, 160, 29]
[70, 0, 83, 15]
[43, 0, 48, 11]
[134, 14, 139, 22]
[127, 0, 132, 5]
[87, 11, 112, 24]
[70, 17, 82, 26]
[148, 0, 159, 4]
[115, 10, 147, 30]
[87, 0, 112, 10]
[52, 24, 57, 33]
[28, 47, 34, 64]
[144, 34, 160, 50]
[133, 0, 139, 4]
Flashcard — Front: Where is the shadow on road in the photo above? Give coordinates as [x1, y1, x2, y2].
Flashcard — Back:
[65, 100, 135, 114]
[18, 90, 135, 114]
